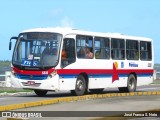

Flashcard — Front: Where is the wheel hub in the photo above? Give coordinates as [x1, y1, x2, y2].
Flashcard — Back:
[129, 78, 135, 89]
[76, 80, 83, 91]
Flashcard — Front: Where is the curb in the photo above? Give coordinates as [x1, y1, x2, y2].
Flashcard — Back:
[0, 91, 160, 111]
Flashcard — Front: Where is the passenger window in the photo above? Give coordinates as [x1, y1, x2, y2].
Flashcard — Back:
[61, 38, 76, 67]
[126, 40, 139, 60]
[76, 35, 93, 59]
[111, 38, 125, 60]
[140, 41, 152, 61]
[94, 37, 110, 59]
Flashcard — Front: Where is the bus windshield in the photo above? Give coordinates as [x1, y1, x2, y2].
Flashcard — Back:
[12, 32, 62, 69]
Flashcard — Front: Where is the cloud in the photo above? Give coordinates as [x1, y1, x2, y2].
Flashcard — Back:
[60, 16, 74, 28]
[49, 8, 63, 18]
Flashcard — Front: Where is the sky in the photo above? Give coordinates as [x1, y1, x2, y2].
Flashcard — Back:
[0, 0, 160, 63]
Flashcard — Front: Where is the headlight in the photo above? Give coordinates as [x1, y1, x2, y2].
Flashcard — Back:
[48, 69, 57, 78]
[11, 70, 16, 77]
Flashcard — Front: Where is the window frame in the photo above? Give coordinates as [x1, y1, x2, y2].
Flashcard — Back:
[140, 41, 152, 61]
[94, 36, 110, 59]
[76, 35, 94, 59]
[111, 38, 125, 60]
[61, 38, 76, 68]
[126, 40, 139, 60]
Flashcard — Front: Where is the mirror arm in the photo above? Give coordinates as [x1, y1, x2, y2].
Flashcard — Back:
[9, 36, 18, 50]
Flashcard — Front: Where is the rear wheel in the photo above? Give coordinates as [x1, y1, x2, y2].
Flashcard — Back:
[71, 75, 87, 96]
[118, 74, 137, 92]
[34, 90, 48, 97]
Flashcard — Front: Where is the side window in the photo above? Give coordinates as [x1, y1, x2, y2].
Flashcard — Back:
[111, 38, 125, 60]
[94, 37, 110, 59]
[126, 40, 139, 60]
[140, 41, 152, 61]
[61, 38, 76, 67]
[76, 35, 93, 59]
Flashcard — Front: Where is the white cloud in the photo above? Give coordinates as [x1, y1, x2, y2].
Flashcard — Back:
[49, 8, 63, 17]
[60, 16, 74, 28]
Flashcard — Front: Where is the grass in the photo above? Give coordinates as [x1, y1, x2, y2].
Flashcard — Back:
[152, 79, 160, 84]
[0, 88, 33, 93]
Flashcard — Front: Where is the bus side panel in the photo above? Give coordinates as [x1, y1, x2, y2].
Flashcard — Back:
[88, 76, 128, 89]
[88, 78, 112, 89]
[136, 61, 154, 86]
[77, 60, 128, 89]
[137, 76, 153, 86]
[57, 64, 77, 90]
[59, 77, 76, 90]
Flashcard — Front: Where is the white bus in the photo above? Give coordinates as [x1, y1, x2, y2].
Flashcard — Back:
[9, 27, 154, 96]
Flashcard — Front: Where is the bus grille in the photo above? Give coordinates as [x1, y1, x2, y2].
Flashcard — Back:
[16, 74, 48, 80]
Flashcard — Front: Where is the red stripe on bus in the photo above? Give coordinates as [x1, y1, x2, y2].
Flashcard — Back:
[13, 67, 153, 75]
[57, 69, 113, 74]
[57, 69, 153, 75]
[12, 67, 54, 75]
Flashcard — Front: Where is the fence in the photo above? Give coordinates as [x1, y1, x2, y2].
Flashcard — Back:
[0, 71, 11, 87]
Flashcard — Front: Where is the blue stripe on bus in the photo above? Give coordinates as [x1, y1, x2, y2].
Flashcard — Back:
[88, 74, 112, 78]
[137, 74, 153, 77]
[18, 73, 153, 80]
[17, 74, 48, 80]
[118, 74, 128, 77]
[59, 73, 153, 79]
[59, 74, 112, 79]
[59, 74, 78, 78]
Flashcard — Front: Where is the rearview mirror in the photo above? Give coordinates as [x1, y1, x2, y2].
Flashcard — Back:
[9, 36, 18, 50]
[9, 41, 12, 50]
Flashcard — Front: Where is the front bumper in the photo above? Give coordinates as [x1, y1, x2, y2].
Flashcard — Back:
[10, 73, 59, 91]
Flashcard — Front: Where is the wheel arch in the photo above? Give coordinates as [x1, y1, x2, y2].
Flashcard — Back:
[128, 72, 137, 81]
[79, 72, 89, 89]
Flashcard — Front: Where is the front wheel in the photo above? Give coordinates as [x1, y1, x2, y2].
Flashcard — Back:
[118, 74, 137, 92]
[34, 90, 48, 97]
[71, 75, 87, 96]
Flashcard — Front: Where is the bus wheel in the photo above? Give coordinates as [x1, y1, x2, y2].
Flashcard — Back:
[127, 74, 137, 92]
[34, 90, 48, 97]
[90, 89, 104, 93]
[118, 74, 137, 92]
[71, 75, 87, 96]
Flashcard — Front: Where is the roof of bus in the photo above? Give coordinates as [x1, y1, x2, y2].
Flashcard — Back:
[21, 27, 152, 41]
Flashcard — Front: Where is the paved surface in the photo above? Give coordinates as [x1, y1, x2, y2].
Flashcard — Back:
[0, 84, 160, 106]
[1, 96, 160, 120]
[17, 95, 160, 111]
[0, 85, 160, 120]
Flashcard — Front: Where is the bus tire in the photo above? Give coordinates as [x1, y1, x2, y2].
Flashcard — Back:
[118, 74, 137, 92]
[71, 75, 87, 96]
[127, 74, 137, 92]
[34, 90, 48, 97]
[89, 89, 104, 93]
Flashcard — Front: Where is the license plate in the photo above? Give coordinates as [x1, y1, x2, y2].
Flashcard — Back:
[27, 81, 35, 85]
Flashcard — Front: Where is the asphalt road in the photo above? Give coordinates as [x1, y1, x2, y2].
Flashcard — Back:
[4, 95, 160, 120]
[0, 84, 160, 106]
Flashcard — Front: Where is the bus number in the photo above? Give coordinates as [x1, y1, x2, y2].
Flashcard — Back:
[42, 71, 48, 75]
[22, 60, 31, 66]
